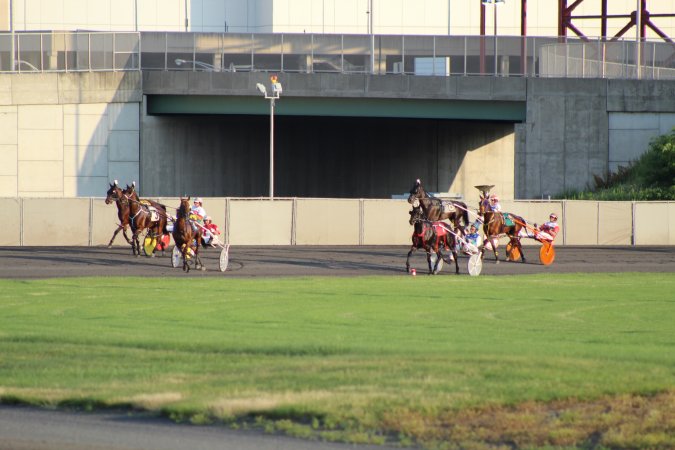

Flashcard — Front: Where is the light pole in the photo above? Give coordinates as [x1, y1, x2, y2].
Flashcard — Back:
[256, 75, 282, 199]
[482, 0, 505, 76]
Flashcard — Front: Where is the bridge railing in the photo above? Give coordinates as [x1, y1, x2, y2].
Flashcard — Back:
[0, 32, 140, 73]
[0, 31, 673, 79]
[140, 32, 675, 79]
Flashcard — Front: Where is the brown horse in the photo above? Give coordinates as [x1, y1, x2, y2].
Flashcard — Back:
[172, 197, 204, 272]
[478, 193, 526, 263]
[123, 183, 168, 257]
[104, 180, 132, 249]
[406, 206, 459, 275]
[407, 179, 470, 236]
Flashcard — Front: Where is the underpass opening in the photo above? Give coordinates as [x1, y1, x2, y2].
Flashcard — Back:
[141, 112, 516, 200]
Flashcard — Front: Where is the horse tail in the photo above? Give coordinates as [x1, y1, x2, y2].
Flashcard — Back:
[461, 203, 470, 228]
[157, 203, 169, 235]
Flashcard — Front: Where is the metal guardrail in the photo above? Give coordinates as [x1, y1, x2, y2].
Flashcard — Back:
[0, 31, 673, 79]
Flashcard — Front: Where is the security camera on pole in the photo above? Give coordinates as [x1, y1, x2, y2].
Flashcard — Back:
[256, 75, 282, 199]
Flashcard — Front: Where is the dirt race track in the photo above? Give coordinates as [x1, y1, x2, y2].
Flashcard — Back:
[0, 245, 673, 278]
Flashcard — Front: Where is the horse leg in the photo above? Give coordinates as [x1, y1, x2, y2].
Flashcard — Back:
[425, 251, 434, 275]
[517, 238, 526, 263]
[406, 247, 416, 273]
[181, 244, 190, 272]
[452, 249, 460, 274]
[131, 230, 141, 256]
[122, 226, 133, 245]
[194, 244, 205, 271]
[107, 225, 124, 248]
[490, 237, 500, 263]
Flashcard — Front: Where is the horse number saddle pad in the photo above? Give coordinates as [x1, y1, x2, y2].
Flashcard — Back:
[503, 214, 515, 227]
[441, 201, 456, 214]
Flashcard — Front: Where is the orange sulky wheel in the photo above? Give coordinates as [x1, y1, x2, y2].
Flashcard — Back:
[539, 241, 556, 265]
[506, 242, 521, 261]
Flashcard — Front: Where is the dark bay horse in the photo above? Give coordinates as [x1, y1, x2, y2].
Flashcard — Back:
[478, 193, 526, 263]
[172, 197, 203, 272]
[406, 207, 459, 275]
[407, 179, 470, 235]
[123, 183, 168, 256]
[104, 180, 132, 249]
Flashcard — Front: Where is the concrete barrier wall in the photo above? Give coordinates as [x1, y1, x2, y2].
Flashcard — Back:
[3, 198, 674, 247]
[634, 202, 674, 245]
[295, 199, 361, 245]
[228, 199, 294, 245]
[363, 200, 412, 245]
[0, 198, 21, 246]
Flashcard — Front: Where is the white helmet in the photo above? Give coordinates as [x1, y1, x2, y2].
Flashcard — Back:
[194, 197, 203, 204]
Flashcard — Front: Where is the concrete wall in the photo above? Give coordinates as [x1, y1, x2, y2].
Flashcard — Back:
[518, 78, 675, 199]
[0, 72, 142, 198]
[0, 72, 673, 202]
[609, 112, 675, 172]
[518, 78, 609, 199]
[3, 197, 673, 247]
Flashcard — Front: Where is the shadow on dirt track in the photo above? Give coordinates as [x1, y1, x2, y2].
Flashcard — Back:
[0, 245, 673, 278]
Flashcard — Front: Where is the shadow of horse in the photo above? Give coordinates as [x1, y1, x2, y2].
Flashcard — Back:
[478, 193, 526, 263]
[172, 197, 204, 272]
[406, 206, 459, 275]
[407, 179, 470, 236]
[124, 183, 168, 257]
[104, 180, 132, 249]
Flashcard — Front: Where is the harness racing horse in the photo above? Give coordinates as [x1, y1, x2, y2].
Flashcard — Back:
[172, 197, 204, 272]
[407, 179, 470, 236]
[104, 180, 133, 249]
[406, 206, 459, 275]
[123, 183, 168, 257]
[478, 193, 526, 263]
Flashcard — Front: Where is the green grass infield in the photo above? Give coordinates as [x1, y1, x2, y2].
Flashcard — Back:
[0, 273, 673, 449]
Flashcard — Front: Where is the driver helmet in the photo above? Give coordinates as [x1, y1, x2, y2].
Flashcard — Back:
[204, 216, 211, 222]
[549, 213, 558, 221]
[194, 197, 203, 205]
[490, 195, 499, 203]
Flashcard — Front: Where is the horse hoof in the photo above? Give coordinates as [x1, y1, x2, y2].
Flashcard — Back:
[201, 266, 206, 271]
[495, 259, 500, 264]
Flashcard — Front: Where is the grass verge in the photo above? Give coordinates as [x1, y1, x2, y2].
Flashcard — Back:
[0, 273, 673, 448]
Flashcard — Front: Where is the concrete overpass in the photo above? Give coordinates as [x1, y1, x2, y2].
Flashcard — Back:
[140, 71, 675, 200]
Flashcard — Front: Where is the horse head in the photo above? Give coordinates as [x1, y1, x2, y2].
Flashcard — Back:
[407, 179, 426, 204]
[125, 182, 139, 200]
[177, 197, 191, 218]
[105, 180, 124, 205]
[408, 206, 425, 226]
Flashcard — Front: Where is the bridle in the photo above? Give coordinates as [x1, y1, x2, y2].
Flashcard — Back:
[106, 187, 128, 206]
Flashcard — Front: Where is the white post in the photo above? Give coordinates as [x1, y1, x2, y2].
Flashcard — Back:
[10, 0, 14, 71]
[269, 98, 275, 199]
